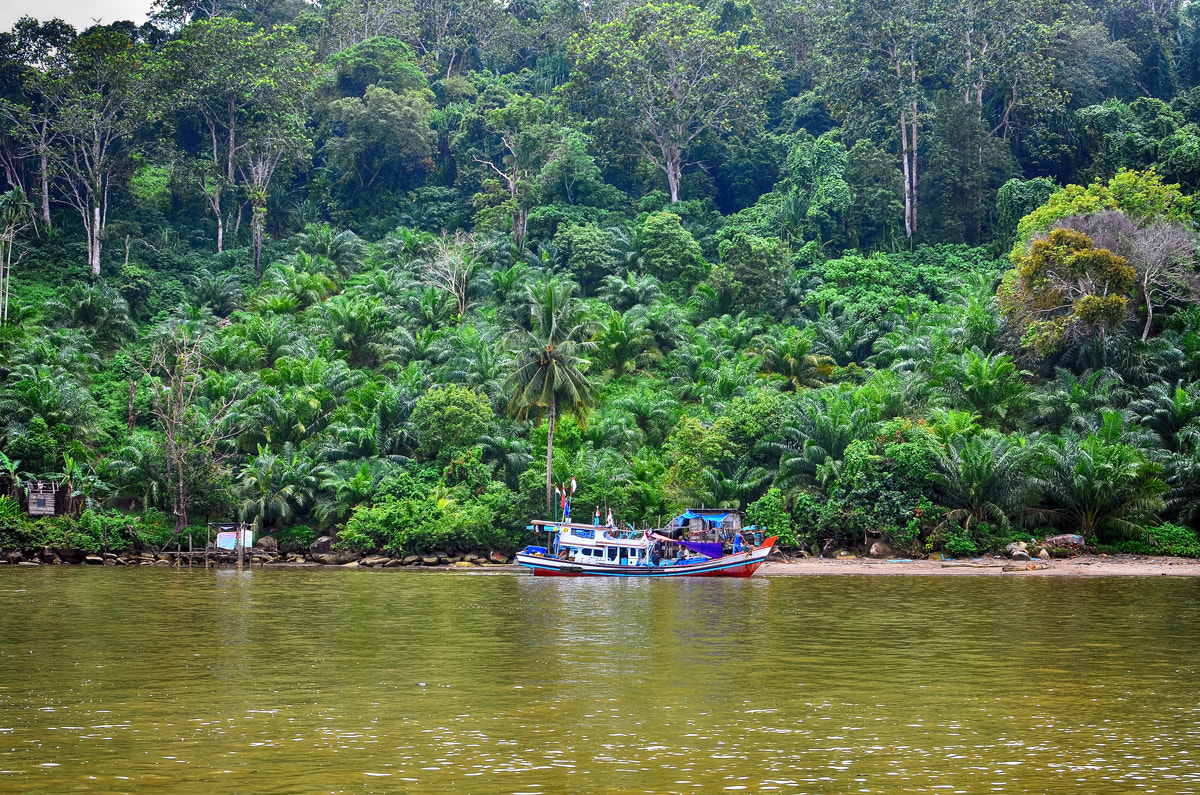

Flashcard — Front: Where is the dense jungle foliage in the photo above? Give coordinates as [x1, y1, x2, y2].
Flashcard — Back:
[2, 0, 1200, 558]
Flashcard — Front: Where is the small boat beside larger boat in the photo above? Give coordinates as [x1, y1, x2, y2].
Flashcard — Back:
[515, 518, 777, 578]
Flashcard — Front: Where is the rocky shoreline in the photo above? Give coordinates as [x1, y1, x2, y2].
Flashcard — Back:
[0, 534, 513, 569]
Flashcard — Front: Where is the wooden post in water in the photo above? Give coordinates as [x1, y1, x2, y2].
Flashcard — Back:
[205, 524, 211, 569]
[237, 522, 245, 570]
[188, 533, 192, 568]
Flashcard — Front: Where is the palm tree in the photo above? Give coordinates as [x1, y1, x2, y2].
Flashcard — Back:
[42, 281, 137, 350]
[504, 280, 597, 510]
[236, 444, 321, 533]
[103, 431, 168, 510]
[752, 328, 835, 391]
[612, 388, 679, 448]
[294, 222, 366, 277]
[934, 347, 1029, 429]
[321, 294, 389, 367]
[317, 459, 392, 528]
[700, 456, 772, 509]
[0, 364, 101, 447]
[591, 306, 659, 378]
[1127, 381, 1200, 456]
[477, 432, 533, 490]
[1032, 420, 1167, 539]
[186, 269, 245, 317]
[767, 390, 879, 499]
[380, 226, 435, 265]
[929, 434, 1039, 533]
[808, 310, 880, 367]
[598, 271, 663, 311]
[252, 261, 337, 311]
[1031, 367, 1129, 433]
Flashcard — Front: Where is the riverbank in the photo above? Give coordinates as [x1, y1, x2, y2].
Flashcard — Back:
[5, 547, 1199, 575]
[759, 554, 1200, 576]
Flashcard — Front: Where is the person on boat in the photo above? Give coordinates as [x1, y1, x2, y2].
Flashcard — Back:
[594, 507, 601, 526]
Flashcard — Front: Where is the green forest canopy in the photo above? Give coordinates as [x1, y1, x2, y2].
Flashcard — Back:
[1, 0, 1200, 558]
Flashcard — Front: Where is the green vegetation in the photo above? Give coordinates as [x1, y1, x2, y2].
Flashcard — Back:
[2, 0, 1200, 559]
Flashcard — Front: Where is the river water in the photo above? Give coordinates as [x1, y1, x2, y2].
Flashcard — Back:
[0, 568, 1198, 794]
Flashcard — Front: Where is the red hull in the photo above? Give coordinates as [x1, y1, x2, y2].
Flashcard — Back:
[530, 559, 766, 577]
[517, 537, 777, 578]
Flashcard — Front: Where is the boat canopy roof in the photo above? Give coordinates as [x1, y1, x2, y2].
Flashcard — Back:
[675, 509, 729, 524]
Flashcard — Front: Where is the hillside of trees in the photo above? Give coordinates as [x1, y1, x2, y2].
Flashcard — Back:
[1, 0, 1199, 559]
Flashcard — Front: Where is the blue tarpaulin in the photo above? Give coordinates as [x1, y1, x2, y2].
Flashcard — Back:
[675, 510, 730, 524]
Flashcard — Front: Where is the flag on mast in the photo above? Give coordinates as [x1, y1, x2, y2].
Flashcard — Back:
[570, 476, 577, 494]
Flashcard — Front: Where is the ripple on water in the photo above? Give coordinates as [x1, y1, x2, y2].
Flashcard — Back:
[0, 570, 1198, 793]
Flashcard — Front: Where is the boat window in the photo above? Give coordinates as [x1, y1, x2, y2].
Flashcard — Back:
[608, 547, 618, 561]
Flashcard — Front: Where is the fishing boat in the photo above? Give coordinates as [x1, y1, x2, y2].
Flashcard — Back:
[514, 519, 777, 578]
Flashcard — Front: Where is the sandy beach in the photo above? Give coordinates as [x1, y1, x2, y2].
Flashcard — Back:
[759, 553, 1200, 577]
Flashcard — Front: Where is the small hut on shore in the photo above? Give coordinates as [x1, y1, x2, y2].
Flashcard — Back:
[25, 481, 60, 517]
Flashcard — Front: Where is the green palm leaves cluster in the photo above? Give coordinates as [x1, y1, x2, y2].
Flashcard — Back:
[504, 280, 597, 509]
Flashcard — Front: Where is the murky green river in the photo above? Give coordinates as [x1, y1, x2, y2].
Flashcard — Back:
[0, 569, 1198, 794]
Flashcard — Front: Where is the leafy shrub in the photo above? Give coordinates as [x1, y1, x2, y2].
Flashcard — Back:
[746, 487, 797, 546]
[338, 495, 495, 554]
[817, 418, 939, 553]
[1147, 523, 1200, 557]
[1097, 539, 1159, 555]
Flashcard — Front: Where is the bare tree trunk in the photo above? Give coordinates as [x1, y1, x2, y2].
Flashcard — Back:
[1141, 281, 1154, 342]
[1, 242, 8, 324]
[39, 153, 50, 228]
[910, 99, 918, 235]
[899, 108, 912, 239]
[90, 204, 101, 276]
[545, 399, 557, 511]
[215, 191, 224, 253]
[665, 147, 681, 203]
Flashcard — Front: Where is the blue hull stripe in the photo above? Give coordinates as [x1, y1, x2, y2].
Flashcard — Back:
[516, 553, 766, 577]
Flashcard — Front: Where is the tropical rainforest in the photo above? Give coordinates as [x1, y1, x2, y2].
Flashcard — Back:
[1, 0, 1200, 559]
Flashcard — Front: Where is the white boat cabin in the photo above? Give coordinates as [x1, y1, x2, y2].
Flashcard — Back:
[532, 520, 654, 566]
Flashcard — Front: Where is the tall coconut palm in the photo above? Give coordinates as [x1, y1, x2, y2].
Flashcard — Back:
[504, 280, 596, 511]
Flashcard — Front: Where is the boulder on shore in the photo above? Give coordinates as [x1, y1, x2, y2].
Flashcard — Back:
[256, 535, 279, 553]
[1044, 533, 1085, 549]
[309, 536, 334, 555]
[868, 541, 892, 559]
[1005, 541, 1030, 560]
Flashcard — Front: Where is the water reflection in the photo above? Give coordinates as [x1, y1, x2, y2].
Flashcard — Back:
[0, 569, 1198, 793]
